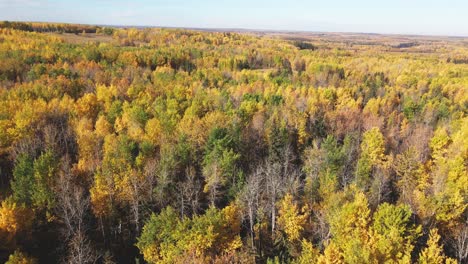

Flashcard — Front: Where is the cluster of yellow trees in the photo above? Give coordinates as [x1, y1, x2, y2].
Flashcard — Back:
[0, 23, 466, 263]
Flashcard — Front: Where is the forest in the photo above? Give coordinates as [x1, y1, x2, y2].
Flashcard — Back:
[0, 21, 466, 263]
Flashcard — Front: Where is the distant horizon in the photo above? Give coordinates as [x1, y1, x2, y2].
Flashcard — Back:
[4, 19, 468, 39]
[1, 0, 467, 37]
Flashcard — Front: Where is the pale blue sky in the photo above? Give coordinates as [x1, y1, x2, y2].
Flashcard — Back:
[0, 0, 467, 36]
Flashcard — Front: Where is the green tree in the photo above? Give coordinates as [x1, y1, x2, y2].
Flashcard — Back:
[202, 127, 240, 206]
[355, 127, 386, 190]
[372, 203, 421, 263]
[137, 205, 242, 263]
[11, 154, 34, 205]
[31, 150, 58, 213]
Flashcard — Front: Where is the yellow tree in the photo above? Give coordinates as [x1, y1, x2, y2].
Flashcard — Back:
[419, 229, 456, 264]
[5, 250, 37, 264]
[277, 193, 309, 242]
[317, 242, 344, 264]
[294, 240, 319, 264]
[423, 123, 467, 228]
[75, 117, 101, 173]
[89, 172, 113, 219]
[0, 197, 34, 247]
[393, 147, 422, 209]
[326, 190, 375, 264]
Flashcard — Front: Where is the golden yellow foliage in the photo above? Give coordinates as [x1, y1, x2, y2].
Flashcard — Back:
[277, 193, 309, 242]
[0, 197, 33, 246]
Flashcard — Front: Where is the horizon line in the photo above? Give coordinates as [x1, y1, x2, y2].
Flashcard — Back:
[4, 19, 468, 39]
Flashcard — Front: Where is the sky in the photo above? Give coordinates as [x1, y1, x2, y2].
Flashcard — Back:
[0, 0, 467, 36]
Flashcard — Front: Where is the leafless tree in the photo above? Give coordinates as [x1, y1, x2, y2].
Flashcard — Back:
[313, 209, 331, 250]
[204, 161, 222, 207]
[153, 158, 173, 208]
[11, 136, 42, 160]
[66, 231, 99, 264]
[143, 158, 158, 204]
[399, 123, 433, 161]
[128, 169, 142, 233]
[240, 166, 263, 248]
[283, 167, 301, 197]
[55, 157, 99, 264]
[265, 161, 282, 234]
[177, 166, 201, 217]
[42, 113, 77, 158]
[55, 157, 89, 239]
[453, 223, 468, 263]
[265, 144, 301, 234]
[369, 166, 392, 208]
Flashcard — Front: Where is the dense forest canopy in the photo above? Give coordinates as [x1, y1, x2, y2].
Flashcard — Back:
[0, 21, 466, 263]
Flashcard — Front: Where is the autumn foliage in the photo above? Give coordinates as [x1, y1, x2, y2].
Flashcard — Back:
[0, 22, 466, 263]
